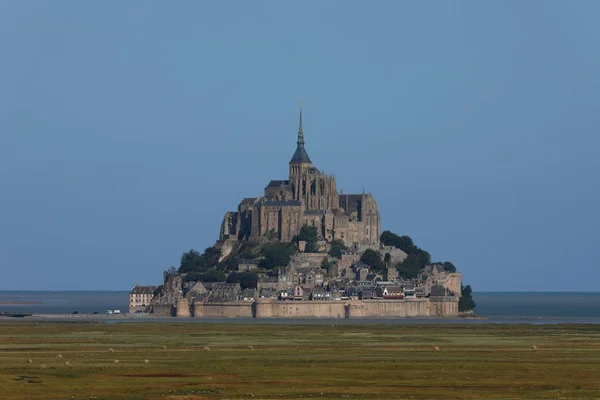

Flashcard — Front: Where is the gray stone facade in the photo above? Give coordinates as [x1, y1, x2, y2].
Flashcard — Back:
[219, 105, 380, 249]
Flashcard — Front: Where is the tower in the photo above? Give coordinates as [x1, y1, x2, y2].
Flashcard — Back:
[289, 102, 313, 200]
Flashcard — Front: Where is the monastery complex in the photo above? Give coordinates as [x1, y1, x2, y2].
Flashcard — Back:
[219, 104, 380, 248]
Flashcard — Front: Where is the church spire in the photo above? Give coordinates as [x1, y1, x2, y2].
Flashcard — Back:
[297, 102, 304, 146]
[289, 102, 312, 165]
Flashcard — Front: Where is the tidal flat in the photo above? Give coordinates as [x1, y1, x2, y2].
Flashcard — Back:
[1, 322, 600, 400]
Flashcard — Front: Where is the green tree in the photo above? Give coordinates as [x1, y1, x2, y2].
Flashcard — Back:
[396, 254, 421, 279]
[218, 255, 239, 272]
[380, 231, 418, 253]
[179, 249, 202, 273]
[458, 284, 476, 311]
[443, 261, 457, 273]
[295, 225, 319, 252]
[328, 239, 347, 259]
[239, 271, 259, 289]
[227, 271, 259, 289]
[360, 249, 384, 272]
[260, 242, 296, 270]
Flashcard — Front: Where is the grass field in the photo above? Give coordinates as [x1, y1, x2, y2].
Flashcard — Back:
[1, 321, 600, 400]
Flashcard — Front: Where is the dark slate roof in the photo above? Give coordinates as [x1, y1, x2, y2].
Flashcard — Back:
[289, 145, 312, 164]
[130, 285, 157, 295]
[304, 210, 325, 215]
[266, 180, 290, 188]
[262, 200, 302, 207]
[308, 167, 320, 174]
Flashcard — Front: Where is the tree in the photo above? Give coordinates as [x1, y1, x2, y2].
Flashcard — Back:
[178, 247, 222, 274]
[458, 284, 476, 311]
[239, 272, 259, 289]
[260, 242, 296, 270]
[328, 239, 347, 259]
[380, 231, 418, 254]
[360, 249, 384, 272]
[179, 249, 202, 273]
[227, 271, 259, 289]
[295, 225, 319, 252]
[442, 261, 457, 273]
[218, 255, 239, 272]
[396, 254, 421, 279]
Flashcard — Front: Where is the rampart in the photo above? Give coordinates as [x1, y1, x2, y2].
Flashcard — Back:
[193, 301, 254, 318]
[177, 297, 459, 319]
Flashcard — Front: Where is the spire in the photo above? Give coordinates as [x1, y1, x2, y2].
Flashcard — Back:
[289, 102, 312, 165]
[297, 102, 304, 146]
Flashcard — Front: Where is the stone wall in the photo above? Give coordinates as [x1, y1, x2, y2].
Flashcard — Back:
[429, 296, 459, 316]
[184, 297, 459, 319]
[254, 299, 346, 318]
[193, 301, 253, 318]
[152, 304, 174, 317]
[347, 299, 431, 318]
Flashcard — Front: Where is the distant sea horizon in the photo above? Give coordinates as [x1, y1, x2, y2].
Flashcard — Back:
[1, 291, 600, 320]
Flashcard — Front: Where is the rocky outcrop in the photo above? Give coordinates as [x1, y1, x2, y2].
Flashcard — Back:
[151, 273, 185, 308]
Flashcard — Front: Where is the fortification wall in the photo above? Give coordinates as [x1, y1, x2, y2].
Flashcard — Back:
[255, 299, 346, 318]
[347, 299, 431, 318]
[429, 296, 459, 316]
[193, 301, 253, 318]
[152, 304, 174, 317]
[185, 297, 459, 319]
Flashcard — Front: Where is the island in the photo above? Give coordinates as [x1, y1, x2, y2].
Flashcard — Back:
[132, 104, 476, 318]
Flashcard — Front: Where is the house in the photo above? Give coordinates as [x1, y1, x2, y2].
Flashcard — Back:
[345, 286, 360, 300]
[356, 281, 377, 288]
[403, 283, 416, 298]
[207, 283, 242, 302]
[279, 289, 294, 300]
[242, 288, 257, 302]
[129, 285, 157, 314]
[378, 285, 404, 299]
[237, 260, 259, 272]
[259, 288, 277, 299]
[257, 276, 278, 291]
[184, 281, 208, 303]
[310, 289, 331, 300]
[293, 285, 304, 300]
[359, 287, 378, 300]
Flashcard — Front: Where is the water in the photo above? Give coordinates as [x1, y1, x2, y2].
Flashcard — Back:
[0, 291, 129, 314]
[1, 291, 600, 322]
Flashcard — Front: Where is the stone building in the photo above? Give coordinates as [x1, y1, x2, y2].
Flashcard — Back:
[129, 285, 157, 314]
[219, 104, 380, 249]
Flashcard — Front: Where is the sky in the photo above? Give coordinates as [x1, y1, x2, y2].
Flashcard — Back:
[1, 1, 599, 291]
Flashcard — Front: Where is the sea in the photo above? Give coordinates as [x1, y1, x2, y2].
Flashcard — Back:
[1, 291, 600, 324]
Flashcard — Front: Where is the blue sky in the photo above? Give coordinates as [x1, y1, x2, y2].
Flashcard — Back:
[1, 1, 599, 291]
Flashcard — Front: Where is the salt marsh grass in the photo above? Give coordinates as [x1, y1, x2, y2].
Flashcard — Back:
[1, 322, 600, 399]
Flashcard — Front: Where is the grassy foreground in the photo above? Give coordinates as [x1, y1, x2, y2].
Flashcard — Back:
[1, 322, 600, 400]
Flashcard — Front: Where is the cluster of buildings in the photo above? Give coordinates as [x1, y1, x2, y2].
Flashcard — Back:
[134, 105, 462, 318]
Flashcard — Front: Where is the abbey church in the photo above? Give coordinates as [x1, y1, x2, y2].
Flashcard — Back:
[219, 105, 381, 249]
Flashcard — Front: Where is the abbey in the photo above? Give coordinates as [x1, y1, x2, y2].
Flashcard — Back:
[219, 105, 381, 248]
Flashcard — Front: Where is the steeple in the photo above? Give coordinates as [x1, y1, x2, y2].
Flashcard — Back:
[297, 102, 304, 146]
[289, 102, 312, 165]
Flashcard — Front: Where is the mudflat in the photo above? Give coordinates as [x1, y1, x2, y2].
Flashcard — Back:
[1, 322, 599, 399]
